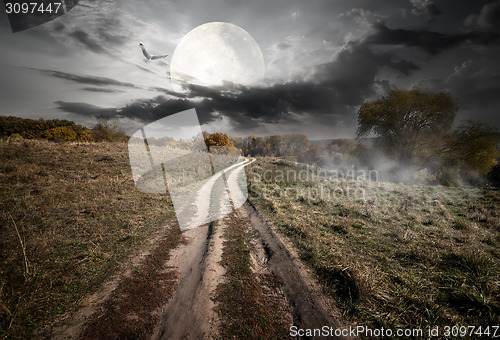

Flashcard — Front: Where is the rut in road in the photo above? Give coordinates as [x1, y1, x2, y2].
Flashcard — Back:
[155, 158, 251, 338]
[242, 201, 344, 339]
[155, 157, 345, 339]
[155, 201, 345, 339]
[153, 220, 224, 339]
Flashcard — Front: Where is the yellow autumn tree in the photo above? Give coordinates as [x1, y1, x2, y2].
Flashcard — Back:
[203, 132, 238, 155]
[43, 126, 77, 141]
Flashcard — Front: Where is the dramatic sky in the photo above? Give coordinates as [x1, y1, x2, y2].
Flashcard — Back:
[1, 0, 499, 139]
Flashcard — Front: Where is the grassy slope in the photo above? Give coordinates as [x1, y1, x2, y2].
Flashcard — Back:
[248, 158, 499, 334]
[0, 139, 176, 339]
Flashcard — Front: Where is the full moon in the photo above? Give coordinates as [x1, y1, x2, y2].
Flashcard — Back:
[170, 22, 265, 90]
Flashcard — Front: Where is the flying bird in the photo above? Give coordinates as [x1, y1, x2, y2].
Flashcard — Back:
[139, 43, 168, 60]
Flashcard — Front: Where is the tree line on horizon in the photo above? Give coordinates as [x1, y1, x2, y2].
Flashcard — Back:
[2, 88, 499, 186]
[224, 88, 500, 186]
[0, 116, 128, 142]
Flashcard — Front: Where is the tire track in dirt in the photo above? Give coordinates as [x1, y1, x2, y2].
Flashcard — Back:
[182, 158, 253, 230]
[153, 221, 224, 339]
[242, 200, 346, 339]
[152, 157, 346, 339]
[153, 162, 247, 339]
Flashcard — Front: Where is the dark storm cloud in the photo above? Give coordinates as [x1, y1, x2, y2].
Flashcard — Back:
[27, 68, 138, 88]
[92, 15, 131, 46]
[117, 96, 191, 122]
[149, 86, 189, 98]
[366, 23, 500, 55]
[4, 0, 499, 137]
[277, 42, 291, 49]
[55, 81, 335, 132]
[82, 87, 123, 93]
[465, 0, 500, 33]
[313, 41, 419, 105]
[63, 40, 419, 133]
[68, 30, 106, 53]
[417, 59, 500, 111]
[409, 0, 442, 21]
[191, 82, 331, 127]
[52, 22, 66, 32]
[29, 0, 135, 60]
[54, 101, 117, 116]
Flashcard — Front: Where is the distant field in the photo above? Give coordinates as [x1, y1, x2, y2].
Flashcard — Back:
[0, 139, 176, 339]
[247, 157, 499, 334]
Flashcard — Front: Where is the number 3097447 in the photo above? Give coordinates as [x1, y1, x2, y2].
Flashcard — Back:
[5, 2, 63, 14]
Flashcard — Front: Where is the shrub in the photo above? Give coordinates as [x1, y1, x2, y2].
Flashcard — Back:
[43, 126, 77, 142]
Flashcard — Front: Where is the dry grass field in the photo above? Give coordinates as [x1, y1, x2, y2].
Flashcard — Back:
[1, 138, 498, 339]
[0, 138, 177, 339]
[247, 157, 499, 335]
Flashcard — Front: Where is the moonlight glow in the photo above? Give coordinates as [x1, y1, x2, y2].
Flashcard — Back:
[170, 22, 265, 90]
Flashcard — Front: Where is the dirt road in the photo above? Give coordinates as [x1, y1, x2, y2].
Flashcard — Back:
[152, 157, 342, 338]
[49, 158, 344, 339]
[154, 200, 343, 339]
[153, 221, 222, 339]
